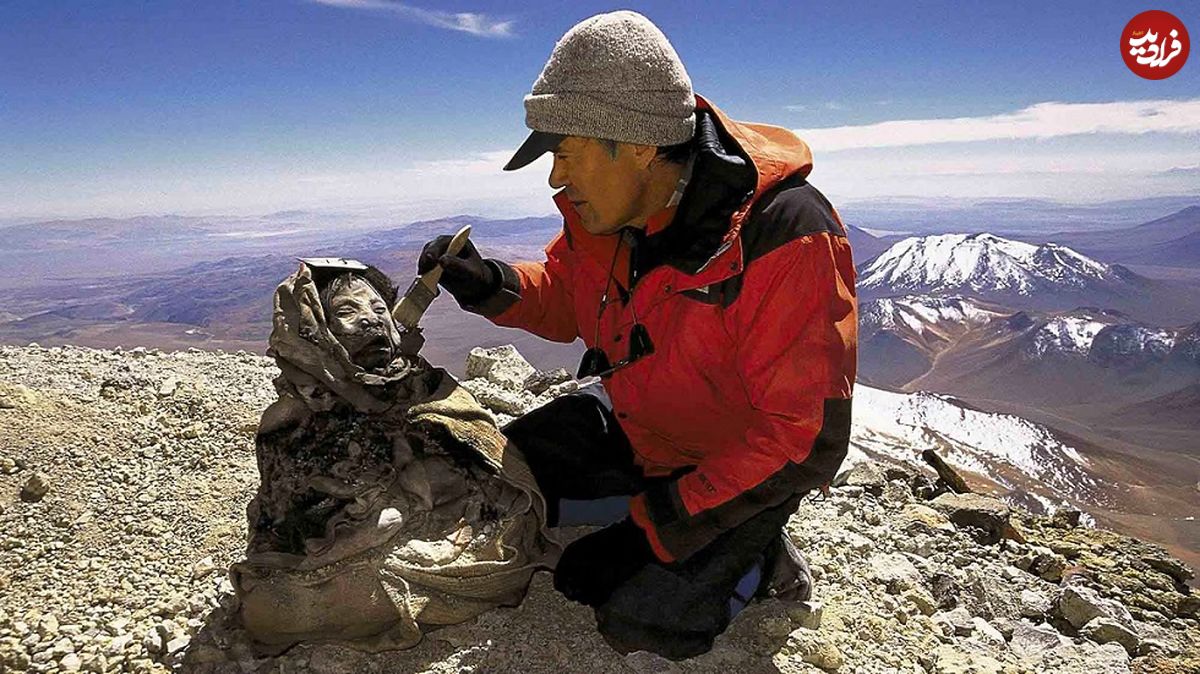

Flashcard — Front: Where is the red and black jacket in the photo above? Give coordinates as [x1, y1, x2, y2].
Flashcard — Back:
[464, 96, 858, 564]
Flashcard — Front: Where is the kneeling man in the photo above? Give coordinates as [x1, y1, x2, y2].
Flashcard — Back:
[419, 10, 858, 660]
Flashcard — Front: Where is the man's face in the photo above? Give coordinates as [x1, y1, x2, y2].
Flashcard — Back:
[549, 136, 651, 236]
[325, 276, 401, 370]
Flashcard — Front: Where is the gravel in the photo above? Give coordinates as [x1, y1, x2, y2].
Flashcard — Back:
[1, 343, 1197, 673]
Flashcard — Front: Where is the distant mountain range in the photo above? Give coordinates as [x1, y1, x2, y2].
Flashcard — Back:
[1035, 206, 1200, 268]
[856, 231, 1200, 324]
[841, 194, 1200, 237]
[862, 295, 1199, 403]
[0, 214, 578, 379]
[853, 223, 1199, 475]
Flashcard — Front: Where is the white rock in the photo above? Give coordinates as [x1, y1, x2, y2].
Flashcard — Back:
[1058, 586, 1134, 629]
[776, 628, 844, 671]
[105, 633, 133, 656]
[971, 617, 1005, 646]
[1020, 588, 1052, 617]
[157, 377, 178, 397]
[165, 634, 191, 655]
[35, 614, 59, 638]
[1034, 641, 1131, 674]
[868, 553, 922, 593]
[191, 556, 216, 579]
[60, 652, 83, 671]
[932, 607, 974, 636]
[1009, 622, 1063, 660]
[932, 644, 1004, 674]
[459, 379, 533, 417]
[1080, 616, 1139, 654]
[464, 345, 536, 390]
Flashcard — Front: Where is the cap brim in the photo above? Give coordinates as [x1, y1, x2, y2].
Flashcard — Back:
[503, 131, 566, 171]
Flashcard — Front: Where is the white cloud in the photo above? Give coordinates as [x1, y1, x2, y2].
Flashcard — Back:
[403, 150, 521, 176]
[795, 98, 1200, 151]
[307, 0, 514, 37]
[785, 101, 845, 112]
[1158, 164, 1200, 176]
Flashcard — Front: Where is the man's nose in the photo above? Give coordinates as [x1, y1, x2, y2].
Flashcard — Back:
[358, 314, 381, 329]
[548, 157, 568, 190]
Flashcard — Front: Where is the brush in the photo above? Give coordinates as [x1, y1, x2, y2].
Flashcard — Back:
[392, 224, 473, 331]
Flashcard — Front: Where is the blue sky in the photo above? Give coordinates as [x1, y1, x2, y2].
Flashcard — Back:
[1, 0, 1197, 219]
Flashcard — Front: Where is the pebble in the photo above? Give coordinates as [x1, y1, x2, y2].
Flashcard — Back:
[20, 472, 50, 502]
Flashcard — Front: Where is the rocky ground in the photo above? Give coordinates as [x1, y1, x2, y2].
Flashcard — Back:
[0, 343, 1197, 674]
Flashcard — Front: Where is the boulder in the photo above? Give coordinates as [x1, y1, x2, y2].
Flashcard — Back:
[1142, 555, 1194, 587]
[1009, 622, 1065, 660]
[1033, 641, 1130, 674]
[458, 379, 533, 417]
[776, 628, 844, 671]
[1019, 589, 1053, 618]
[931, 645, 1004, 674]
[1050, 507, 1082, 529]
[931, 607, 974, 637]
[898, 503, 955, 534]
[786, 601, 823, 630]
[523, 368, 571, 396]
[0, 383, 37, 409]
[1057, 585, 1134, 629]
[868, 553, 922, 593]
[930, 493, 1011, 545]
[1080, 616, 1139, 654]
[831, 462, 885, 496]
[961, 569, 1022, 621]
[971, 617, 1005, 646]
[464, 345, 536, 390]
[902, 588, 937, 616]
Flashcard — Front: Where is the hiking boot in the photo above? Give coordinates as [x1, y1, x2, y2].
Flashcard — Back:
[754, 531, 813, 602]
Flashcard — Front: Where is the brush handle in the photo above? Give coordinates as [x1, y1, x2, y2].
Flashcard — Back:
[392, 224, 473, 329]
[420, 224, 473, 290]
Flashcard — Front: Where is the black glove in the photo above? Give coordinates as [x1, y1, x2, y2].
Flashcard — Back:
[554, 517, 655, 607]
[417, 235, 500, 305]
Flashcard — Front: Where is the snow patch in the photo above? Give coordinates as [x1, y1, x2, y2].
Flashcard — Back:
[850, 385, 1105, 506]
[861, 295, 1003, 335]
[1028, 317, 1108, 357]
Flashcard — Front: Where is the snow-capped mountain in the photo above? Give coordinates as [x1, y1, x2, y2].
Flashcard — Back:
[858, 296, 1010, 387]
[861, 295, 1005, 339]
[858, 233, 1137, 296]
[1023, 310, 1196, 367]
[849, 384, 1110, 514]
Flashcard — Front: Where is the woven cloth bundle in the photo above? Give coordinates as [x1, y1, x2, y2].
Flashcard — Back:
[230, 266, 559, 652]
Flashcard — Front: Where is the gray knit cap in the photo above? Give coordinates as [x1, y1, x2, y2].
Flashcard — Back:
[504, 10, 695, 171]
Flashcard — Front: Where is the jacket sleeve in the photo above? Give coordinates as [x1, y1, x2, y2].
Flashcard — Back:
[629, 232, 857, 563]
[458, 229, 581, 344]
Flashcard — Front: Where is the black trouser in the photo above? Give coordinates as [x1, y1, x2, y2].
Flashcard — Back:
[501, 389, 802, 660]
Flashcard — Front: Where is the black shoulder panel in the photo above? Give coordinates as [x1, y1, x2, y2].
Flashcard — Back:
[740, 175, 846, 266]
[680, 177, 844, 308]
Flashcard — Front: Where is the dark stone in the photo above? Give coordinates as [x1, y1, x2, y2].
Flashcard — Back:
[1050, 508, 1082, 529]
[928, 571, 960, 611]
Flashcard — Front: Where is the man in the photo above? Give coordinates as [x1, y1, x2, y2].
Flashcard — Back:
[418, 10, 857, 660]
